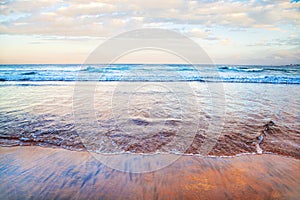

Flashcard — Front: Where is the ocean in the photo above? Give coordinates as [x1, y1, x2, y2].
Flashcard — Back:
[0, 64, 299, 158]
[0, 64, 299, 83]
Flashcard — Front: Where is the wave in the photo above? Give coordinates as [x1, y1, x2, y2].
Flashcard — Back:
[218, 66, 264, 72]
[205, 76, 300, 84]
[21, 71, 37, 75]
[0, 76, 299, 84]
[0, 77, 299, 84]
[1, 124, 298, 159]
[80, 66, 104, 72]
[1, 64, 300, 84]
[80, 65, 132, 72]
[219, 65, 300, 74]
[80, 65, 196, 73]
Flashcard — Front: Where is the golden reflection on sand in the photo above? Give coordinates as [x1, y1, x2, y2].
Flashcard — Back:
[1, 146, 299, 199]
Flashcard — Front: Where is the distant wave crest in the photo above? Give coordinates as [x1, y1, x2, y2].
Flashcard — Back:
[218, 66, 264, 72]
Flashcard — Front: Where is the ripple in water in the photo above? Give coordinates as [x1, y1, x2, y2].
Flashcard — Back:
[0, 82, 299, 158]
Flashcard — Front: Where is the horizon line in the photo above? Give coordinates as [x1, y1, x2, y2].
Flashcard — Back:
[0, 63, 299, 66]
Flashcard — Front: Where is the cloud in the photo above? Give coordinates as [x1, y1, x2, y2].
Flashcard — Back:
[185, 28, 209, 38]
[0, 0, 299, 64]
[0, 0, 299, 38]
[247, 34, 300, 47]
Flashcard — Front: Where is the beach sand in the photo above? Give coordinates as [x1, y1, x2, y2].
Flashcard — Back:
[1, 146, 299, 199]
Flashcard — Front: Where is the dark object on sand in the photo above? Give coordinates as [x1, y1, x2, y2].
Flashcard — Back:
[256, 121, 275, 154]
[264, 120, 275, 131]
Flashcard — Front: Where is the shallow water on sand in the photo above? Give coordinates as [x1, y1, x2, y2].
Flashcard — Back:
[0, 82, 299, 158]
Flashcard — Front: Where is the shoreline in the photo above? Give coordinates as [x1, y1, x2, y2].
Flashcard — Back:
[1, 146, 299, 199]
[1, 144, 299, 160]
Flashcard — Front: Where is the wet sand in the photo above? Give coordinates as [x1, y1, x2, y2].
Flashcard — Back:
[1, 146, 299, 199]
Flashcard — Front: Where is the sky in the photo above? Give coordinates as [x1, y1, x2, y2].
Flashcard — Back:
[0, 0, 299, 65]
